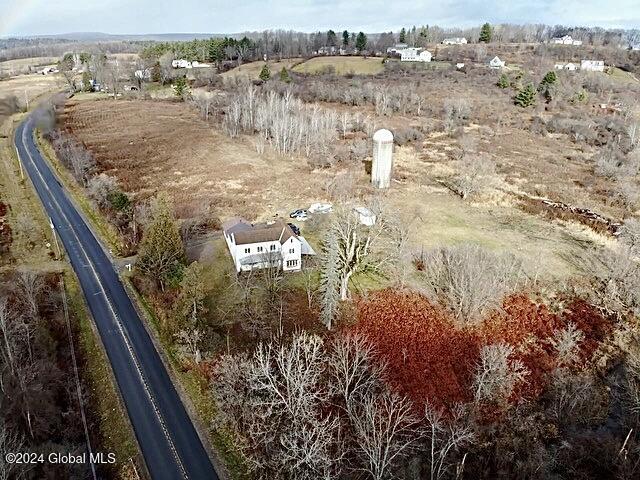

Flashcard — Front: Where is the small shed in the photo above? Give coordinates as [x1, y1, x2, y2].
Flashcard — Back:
[354, 207, 377, 227]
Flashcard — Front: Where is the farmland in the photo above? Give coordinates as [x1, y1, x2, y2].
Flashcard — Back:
[292, 55, 385, 75]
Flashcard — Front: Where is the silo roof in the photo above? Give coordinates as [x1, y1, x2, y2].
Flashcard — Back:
[373, 129, 393, 142]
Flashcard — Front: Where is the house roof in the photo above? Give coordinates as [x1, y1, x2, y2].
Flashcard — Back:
[223, 217, 252, 236]
[228, 218, 297, 246]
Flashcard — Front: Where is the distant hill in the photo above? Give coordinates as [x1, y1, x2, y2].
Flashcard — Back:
[26, 32, 229, 42]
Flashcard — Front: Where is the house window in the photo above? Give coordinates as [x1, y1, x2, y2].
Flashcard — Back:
[289, 248, 295, 254]
[286, 260, 298, 267]
[270, 244, 276, 251]
[244, 247, 250, 254]
[257, 246, 264, 252]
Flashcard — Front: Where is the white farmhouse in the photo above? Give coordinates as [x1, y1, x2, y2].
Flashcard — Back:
[554, 62, 577, 71]
[489, 56, 505, 68]
[551, 35, 583, 46]
[400, 48, 432, 62]
[172, 59, 192, 69]
[581, 60, 605, 72]
[387, 43, 408, 55]
[442, 37, 468, 45]
[223, 218, 302, 273]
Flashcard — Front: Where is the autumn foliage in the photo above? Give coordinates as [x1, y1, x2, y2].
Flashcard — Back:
[354, 290, 613, 410]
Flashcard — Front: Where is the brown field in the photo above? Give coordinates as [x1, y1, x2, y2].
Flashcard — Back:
[0, 56, 59, 76]
[0, 73, 63, 105]
[60, 99, 331, 221]
[58, 90, 624, 278]
[293, 56, 385, 75]
[222, 58, 304, 80]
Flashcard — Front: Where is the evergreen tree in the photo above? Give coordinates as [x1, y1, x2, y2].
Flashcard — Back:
[538, 70, 557, 91]
[327, 29, 337, 47]
[82, 70, 92, 92]
[259, 63, 271, 81]
[151, 62, 161, 83]
[342, 30, 350, 47]
[479, 22, 493, 43]
[173, 76, 189, 99]
[355, 32, 367, 53]
[136, 197, 185, 291]
[279, 67, 291, 83]
[208, 39, 224, 64]
[497, 73, 509, 88]
[174, 261, 207, 327]
[514, 83, 537, 107]
[399, 27, 407, 43]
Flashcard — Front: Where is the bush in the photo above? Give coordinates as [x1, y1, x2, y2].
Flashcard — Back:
[393, 127, 424, 146]
[416, 244, 524, 325]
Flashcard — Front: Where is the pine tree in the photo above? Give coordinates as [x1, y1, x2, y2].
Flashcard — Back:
[514, 83, 537, 107]
[356, 32, 367, 53]
[342, 30, 350, 47]
[279, 67, 291, 83]
[174, 261, 207, 327]
[136, 197, 185, 291]
[173, 76, 189, 99]
[399, 27, 407, 43]
[538, 70, 557, 91]
[327, 30, 337, 47]
[151, 61, 161, 83]
[82, 71, 92, 92]
[497, 73, 509, 88]
[259, 63, 271, 81]
[479, 23, 493, 43]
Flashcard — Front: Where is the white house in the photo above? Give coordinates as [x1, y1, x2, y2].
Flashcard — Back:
[442, 37, 468, 45]
[489, 56, 505, 68]
[400, 48, 432, 62]
[554, 62, 577, 71]
[456, 62, 465, 69]
[172, 59, 192, 69]
[223, 218, 302, 273]
[551, 35, 583, 46]
[581, 60, 605, 72]
[387, 43, 408, 55]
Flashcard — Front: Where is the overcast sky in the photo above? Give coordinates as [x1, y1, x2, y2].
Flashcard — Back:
[1, 0, 638, 37]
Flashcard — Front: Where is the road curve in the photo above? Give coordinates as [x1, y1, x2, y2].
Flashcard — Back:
[15, 116, 219, 480]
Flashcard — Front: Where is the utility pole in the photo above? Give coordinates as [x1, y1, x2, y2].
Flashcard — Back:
[24, 89, 29, 110]
[14, 146, 24, 180]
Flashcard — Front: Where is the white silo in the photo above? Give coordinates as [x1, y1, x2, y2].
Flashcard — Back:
[371, 129, 394, 188]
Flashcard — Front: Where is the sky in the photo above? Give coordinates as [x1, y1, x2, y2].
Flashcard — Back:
[0, 0, 638, 37]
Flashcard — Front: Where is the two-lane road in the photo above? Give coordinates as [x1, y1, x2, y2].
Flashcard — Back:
[15, 116, 219, 480]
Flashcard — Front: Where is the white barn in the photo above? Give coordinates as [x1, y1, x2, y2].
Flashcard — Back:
[223, 218, 302, 273]
[442, 37, 468, 45]
[387, 43, 408, 55]
[172, 59, 192, 69]
[400, 48, 432, 62]
[581, 60, 605, 72]
[551, 35, 583, 46]
[554, 62, 578, 71]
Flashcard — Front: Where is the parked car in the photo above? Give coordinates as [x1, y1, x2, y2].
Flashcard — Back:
[308, 202, 333, 214]
[287, 223, 301, 235]
[289, 209, 308, 221]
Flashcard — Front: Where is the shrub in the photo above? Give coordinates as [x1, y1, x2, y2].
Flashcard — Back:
[514, 83, 537, 107]
[497, 73, 509, 88]
[416, 244, 524, 325]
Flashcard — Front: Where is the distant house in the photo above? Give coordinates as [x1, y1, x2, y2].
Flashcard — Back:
[489, 56, 505, 68]
[630, 43, 640, 51]
[172, 59, 192, 69]
[581, 60, 605, 72]
[400, 48, 432, 62]
[442, 37, 468, 45]
[386, 43, 408, 55]
[316, 46, 337, 55]
[192, 61, 211, 68]
[456, 62, 465, 69]
[223, 218, 302, 273]
[551, 35, 583, 46]
[554, 62, 577, 71]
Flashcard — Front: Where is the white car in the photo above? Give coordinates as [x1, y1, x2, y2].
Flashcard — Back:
[308, 202, 333, 214]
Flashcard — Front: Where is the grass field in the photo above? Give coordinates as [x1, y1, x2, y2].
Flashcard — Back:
[0, 73, 62, 106]
[222, 58, 304, 80]
[0, 56, 58, 76]
[293, 56, 385, 75]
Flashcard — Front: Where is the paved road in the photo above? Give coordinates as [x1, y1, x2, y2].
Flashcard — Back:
[15, 116, 219, 480]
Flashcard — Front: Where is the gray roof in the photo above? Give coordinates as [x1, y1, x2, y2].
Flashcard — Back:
[224, 218, 296, 246]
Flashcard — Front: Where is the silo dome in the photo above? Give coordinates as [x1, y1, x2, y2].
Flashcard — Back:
[373, 129, 394, 143]
[371, 129, 394, 189]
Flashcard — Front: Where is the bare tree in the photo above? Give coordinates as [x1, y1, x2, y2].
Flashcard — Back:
[473, 343, 529, 405]
[452, 153, 496, 200]
[0, 422, 24, 480]
[422, 403, 475, 480]
[349, 391, 420, 480]
[549, 323, 584, 367]
[175, 328, 203, 363]
[16, 271, 43, 320]
[417, 244, 523, 324]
